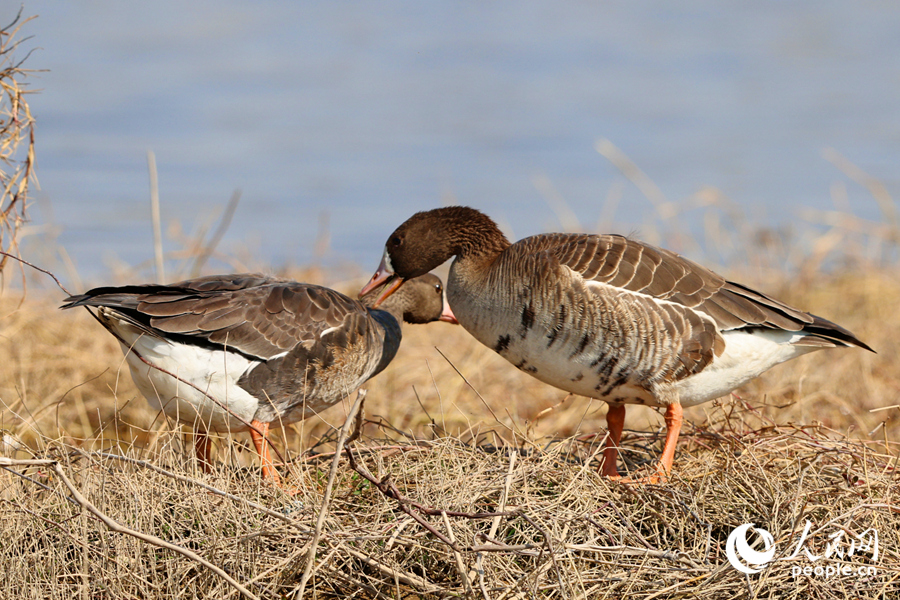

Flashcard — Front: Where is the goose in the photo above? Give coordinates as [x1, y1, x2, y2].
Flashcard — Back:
[360, 206, 873, 482]
[62, 272, 457, 484]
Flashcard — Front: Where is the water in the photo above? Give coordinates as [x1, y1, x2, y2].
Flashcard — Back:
[4, 1, 899, 283]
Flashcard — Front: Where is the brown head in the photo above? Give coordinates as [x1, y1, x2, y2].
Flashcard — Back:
[360, 272, 457, 324]
[359, 206, 509, 306]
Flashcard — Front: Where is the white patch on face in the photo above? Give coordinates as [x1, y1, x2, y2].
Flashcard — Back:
[382, 247, 395, 274]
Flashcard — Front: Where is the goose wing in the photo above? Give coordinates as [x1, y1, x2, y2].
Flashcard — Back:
[61, 274, 372, 360]
[534, 233, 869, 350]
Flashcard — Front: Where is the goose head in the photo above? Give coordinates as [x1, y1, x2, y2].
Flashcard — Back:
[360, 272, 457, 324]
[360, 206, 508, 307]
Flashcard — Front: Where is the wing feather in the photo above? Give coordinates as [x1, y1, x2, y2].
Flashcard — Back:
[528, 233, 814, 333]
[61, 274, 369, 360]
[511, 232, 871, 372]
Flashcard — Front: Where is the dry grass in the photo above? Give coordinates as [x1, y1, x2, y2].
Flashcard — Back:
[0, 21, 897, 593]
[2, 420, 898, 600]
[0, 10, 36, 277]
[0, 261, 898, 599]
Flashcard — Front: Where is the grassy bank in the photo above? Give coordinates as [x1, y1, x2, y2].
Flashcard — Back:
[0, 263, 898, 599]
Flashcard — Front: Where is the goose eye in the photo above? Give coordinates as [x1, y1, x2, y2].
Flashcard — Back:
[390, 236, 403, 247]
[434, 284, 442, 294]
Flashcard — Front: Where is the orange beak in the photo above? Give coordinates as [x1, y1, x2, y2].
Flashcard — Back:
[439, 303, 458, 324]
[359, 256, 405, 308]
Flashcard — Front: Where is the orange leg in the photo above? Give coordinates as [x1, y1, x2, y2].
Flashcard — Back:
[249, 419, 281, 485]
[601, 404, 626, 477]
[653, 402, 683, 481]
[194, 431, 213, 473]
[612, 402, 683, 485]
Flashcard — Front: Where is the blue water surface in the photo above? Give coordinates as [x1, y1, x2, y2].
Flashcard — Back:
[4, 1, 898, 283]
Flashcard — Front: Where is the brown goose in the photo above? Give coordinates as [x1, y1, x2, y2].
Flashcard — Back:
[360, 206, 873, 482]
[62, 273, 456, 483]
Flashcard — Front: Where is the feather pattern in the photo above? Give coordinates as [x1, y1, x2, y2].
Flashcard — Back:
[371, 206, 872, 410]
[62, 273, 449, 430]
[368, 205, 873, 479]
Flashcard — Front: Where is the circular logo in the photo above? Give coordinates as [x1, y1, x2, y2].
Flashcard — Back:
[726, 523, 776, 574]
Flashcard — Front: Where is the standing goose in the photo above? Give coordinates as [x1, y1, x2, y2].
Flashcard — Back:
[62, 273, 456, 484]
[361, 206, 873, 482]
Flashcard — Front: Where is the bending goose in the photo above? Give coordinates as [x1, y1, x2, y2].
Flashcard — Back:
[361, 206, 873, 482]
[62, 273, 456, 483]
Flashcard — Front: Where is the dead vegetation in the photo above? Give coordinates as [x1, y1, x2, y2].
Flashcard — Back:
[0, 392, 897, 599]
[0, 250, 898, 598]
[0, 9, 36, 277]
[0, 21, 897, 595]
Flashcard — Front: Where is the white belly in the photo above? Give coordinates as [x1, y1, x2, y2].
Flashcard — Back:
[446, 264, 824, 408]
[105, 312, 261, 432]
[448, 287, 819, 408]
[673, 329, 818, 406]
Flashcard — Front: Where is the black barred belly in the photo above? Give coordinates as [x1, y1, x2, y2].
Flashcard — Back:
[488, 324, 661, 407]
